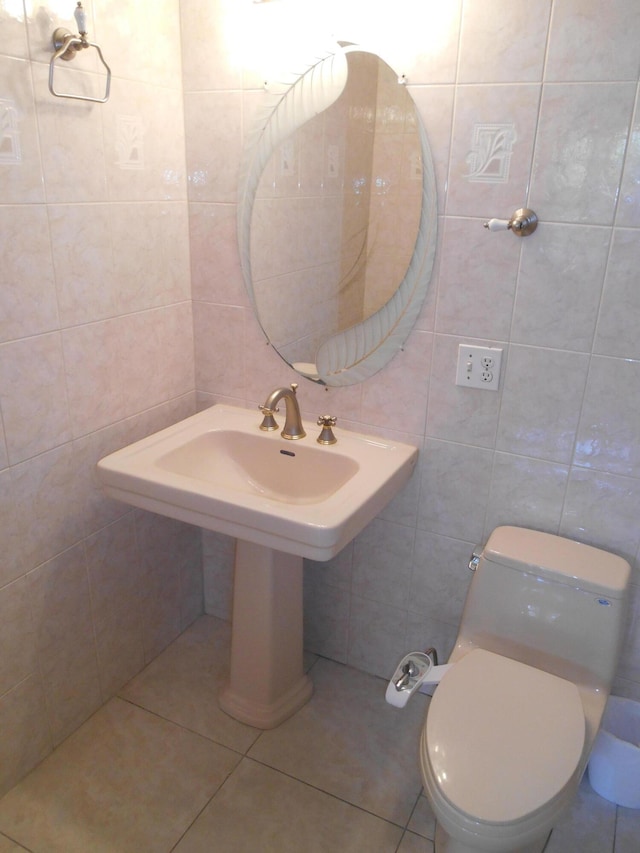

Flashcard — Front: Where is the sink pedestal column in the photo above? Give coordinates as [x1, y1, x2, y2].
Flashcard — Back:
[219, 540, 313, 728]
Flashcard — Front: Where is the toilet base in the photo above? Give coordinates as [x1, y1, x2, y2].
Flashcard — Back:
[435, 822, 549, 853]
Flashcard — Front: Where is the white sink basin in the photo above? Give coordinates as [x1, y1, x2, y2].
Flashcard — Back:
[97, 404, 418, 561]
[156, 430, 359, 505]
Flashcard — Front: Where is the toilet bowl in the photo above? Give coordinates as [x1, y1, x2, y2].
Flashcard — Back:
[418, 526, 630, 853]
[421, 650, 585, 852]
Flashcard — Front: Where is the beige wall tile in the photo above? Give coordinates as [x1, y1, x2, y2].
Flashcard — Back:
[0, 676, 51, 798]
[0, 333, 72, 464]
[0, 469, 25, 588]
[0, 206, 58, 344]
[546, 0, 640, 82]
[0, 578, 37, 697]
[27, 544, 102, 745]
[0, 57, 44, 203]
[458, 0, 550, 83]
[0, 0, 198, 792]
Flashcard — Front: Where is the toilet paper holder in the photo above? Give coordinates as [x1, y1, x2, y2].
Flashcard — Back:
[484, 207, 538, 237]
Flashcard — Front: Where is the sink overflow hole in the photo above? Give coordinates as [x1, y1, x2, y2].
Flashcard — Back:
[280, 449, 296, 457]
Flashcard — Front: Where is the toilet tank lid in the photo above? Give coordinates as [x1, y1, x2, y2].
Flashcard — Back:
[483, 526, 630, 599]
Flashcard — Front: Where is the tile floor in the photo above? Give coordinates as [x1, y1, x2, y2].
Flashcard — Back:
[0, 615, 638, 852]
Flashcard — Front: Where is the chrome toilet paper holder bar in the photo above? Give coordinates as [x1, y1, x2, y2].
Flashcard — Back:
[484, 207, 538, 237]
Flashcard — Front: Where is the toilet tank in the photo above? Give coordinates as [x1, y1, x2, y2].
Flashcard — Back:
[455, 526, 630, 688]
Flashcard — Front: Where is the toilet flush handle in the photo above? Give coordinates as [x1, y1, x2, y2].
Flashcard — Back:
[468, 548, 482, 571]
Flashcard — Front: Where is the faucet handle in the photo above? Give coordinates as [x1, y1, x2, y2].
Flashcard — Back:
[316, 415, 337, 445]
[258, 404, 279, 431]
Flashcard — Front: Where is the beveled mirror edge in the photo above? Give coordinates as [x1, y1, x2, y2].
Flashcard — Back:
[237, 44, 438, 387]
[315, 116, 437, 385]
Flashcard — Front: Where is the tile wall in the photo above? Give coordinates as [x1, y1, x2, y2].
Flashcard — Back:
[184, 0, 640, 699]
[0, 0, 201, 795]
[3, 0, 640, 800]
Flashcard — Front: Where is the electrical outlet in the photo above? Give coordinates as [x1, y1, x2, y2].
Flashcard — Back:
[455, 344, 503, 391]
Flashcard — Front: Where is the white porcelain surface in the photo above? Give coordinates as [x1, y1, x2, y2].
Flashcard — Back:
[97, 403, 418, 560]
[425, 650, 585, 823]
[419, 525, 630, 853]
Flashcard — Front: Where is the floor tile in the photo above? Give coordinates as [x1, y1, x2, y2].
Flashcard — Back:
[0, 697, 240, 853]
[544, 776, 616, 853]
[0, 613, 623, 853]
[407, 794, 436, 840]
[397, 831, 435, 853]
[0, 835, 28, 852]
[615, 804, 640, 853]
[174, 758, 402, 853]
[119, 615, 261, 754]
[248, 657, 428, 826]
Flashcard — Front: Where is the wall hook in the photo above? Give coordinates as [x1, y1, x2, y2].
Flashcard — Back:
[49, 2, 111, 103]
[484, 208, 538, 237]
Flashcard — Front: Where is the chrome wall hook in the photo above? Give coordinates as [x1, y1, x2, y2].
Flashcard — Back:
[49, 2, 111, 103]
[484, 207, 538, 237]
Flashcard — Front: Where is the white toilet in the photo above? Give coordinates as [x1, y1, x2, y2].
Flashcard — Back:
[419, 525, 630, 853]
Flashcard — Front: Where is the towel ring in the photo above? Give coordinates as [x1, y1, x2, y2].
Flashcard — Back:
[49, 2, 111, 104]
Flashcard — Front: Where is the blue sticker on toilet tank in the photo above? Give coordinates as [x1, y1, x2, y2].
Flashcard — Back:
[597, 598, 611, 606]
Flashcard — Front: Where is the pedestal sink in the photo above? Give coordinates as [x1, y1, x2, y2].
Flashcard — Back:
[97, 404, 418, 727]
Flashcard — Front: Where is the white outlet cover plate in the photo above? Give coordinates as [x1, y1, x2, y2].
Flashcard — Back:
[456, 344, 503, 391]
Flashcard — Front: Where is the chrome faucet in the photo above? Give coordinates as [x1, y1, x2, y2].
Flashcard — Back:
[259, 383, 306, 440]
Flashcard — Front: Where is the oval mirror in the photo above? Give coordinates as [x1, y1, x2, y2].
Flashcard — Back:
[238, 46, 437, 386]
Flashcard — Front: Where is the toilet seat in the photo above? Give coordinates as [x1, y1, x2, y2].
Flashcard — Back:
[424, 649, 586, 824]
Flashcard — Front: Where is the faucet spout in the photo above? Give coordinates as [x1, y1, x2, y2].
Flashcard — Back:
[259, 383, 306, 440]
